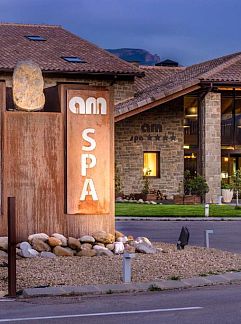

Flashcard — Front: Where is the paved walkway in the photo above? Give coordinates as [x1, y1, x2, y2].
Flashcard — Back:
[0, 271, 239, 298]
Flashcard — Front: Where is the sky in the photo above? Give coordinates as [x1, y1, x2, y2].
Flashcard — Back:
[1, 0, 241, 66]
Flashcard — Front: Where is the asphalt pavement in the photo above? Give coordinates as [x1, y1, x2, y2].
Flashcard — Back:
[116, 220, 241, 253]
[1, 284, 241, 323]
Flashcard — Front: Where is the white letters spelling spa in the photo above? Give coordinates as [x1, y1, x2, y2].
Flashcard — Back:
[69, 96, 107, 202]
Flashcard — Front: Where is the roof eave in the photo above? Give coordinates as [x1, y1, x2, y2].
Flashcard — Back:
[0, 68, 144, 78]
[115, 84, 201, 122]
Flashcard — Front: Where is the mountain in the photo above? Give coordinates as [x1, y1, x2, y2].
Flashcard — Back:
[106, 48, 161, 66]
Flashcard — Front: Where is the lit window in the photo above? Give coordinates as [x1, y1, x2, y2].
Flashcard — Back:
[62, 56, 86, 63]
[25, 35, 46, 41]
[143, 152, 160, 177]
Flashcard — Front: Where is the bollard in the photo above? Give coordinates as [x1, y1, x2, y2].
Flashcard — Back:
[205, 204, 209, 217]
[122, 253, 135, 283]
[204, 229, 214, 248]
[217, 196, 222, 205]
[8, 197, 16, 298]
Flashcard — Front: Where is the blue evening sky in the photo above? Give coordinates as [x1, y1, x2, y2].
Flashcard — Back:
[1, 0, 241, 66]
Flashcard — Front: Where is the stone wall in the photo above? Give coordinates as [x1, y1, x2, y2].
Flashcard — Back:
[43, 76, 135, 105]
[115, 98, 184, 198]
[201, 92, 221, 203]
[2, 73, 135, 106]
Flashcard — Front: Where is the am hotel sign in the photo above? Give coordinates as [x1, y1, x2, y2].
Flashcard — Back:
[66, 87, 113, 215]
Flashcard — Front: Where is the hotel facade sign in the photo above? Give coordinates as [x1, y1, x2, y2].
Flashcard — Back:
[66, 87, 112, 215]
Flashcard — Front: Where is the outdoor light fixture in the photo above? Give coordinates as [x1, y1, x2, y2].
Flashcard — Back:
[183, 118, 190, 128]
[221, 172, 228, 179]
[224, 157, 229, 162]
[185, 106, 198, 118]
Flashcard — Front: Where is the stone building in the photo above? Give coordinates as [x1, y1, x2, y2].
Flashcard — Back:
[115, 55, 241, 203]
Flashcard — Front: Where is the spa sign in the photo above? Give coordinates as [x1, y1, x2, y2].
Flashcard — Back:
[66, 88, 113, 215]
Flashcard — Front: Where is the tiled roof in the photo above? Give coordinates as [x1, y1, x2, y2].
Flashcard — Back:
[135, 65, 185, 92]
[116, 52, 241, 118]
[0, 23, 142, 75]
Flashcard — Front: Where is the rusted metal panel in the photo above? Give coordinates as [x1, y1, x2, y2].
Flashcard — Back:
[2, 112, 65, 241]
[0, 81, 6, 235]
[66, 88, 113, 215]
[0, 84, 115, 240]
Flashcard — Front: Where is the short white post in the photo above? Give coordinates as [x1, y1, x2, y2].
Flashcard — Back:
[205, 203, 209, 217]
[217, 196, 222, 205]
[205, 229, 214, 248]
[122, 253, 135, 283]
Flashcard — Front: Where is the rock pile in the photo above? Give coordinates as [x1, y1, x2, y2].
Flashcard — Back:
[0, 231, 157, 259]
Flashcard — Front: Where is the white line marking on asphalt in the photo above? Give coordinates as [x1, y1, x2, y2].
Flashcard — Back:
[0, 299, 15, 302]
[0, 306, 203, 322]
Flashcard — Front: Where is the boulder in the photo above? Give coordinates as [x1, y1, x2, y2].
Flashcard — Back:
[135, 243, 156, 254]
[40, 252, 56, 258]
[92, 231, 114, 244]
[68, 237, 81, 250]
[151, 201, 157, 205]
[48, 237, 62, 247]
[28, 233, 49, 243]
[20, 248, 39, 258]
[135, 237, 152, 247]
[96, 243, 105, 247]
[114, 242, 124, 254]
[16, 248, 21, 255]
[32, 239, 51, 252]
[117, 236, 128, 243]
[81, 243, 93, 250]
[76, 250, 97, 257]
[53, 246, 74, 256]
[13, 60, 45, 111]
[93, 245, 113, 257]
[115, 230, 124, 240]
[0, 250, 8, 258]
[79, 235, 95, 244]
[0, 237, 8, 251]
[124, 244, 136, 254]
[106, 243, 115, 251]
[52, 233, 67, 246]
[127, 235, 134, 241]
[19, 241, 32, 251]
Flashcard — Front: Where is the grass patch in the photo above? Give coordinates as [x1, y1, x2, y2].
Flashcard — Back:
[115, 203, 241, 217]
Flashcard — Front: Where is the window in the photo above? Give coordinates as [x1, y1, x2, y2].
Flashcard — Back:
[184, 96, 198, 147]
[25, 35, 46, 41]
[221, 90, 241, 146]
[62, 56, 86, 63]
[143, 152, 160, 177]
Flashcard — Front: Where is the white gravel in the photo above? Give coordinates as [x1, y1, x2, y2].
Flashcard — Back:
[1, 243, 241, 292]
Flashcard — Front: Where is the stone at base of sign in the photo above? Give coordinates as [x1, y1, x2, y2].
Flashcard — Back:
[0, 233, 157, 258]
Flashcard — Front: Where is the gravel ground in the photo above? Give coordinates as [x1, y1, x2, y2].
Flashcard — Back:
[1, 243, 241, 292]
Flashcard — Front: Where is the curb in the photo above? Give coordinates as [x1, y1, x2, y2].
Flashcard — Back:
[116, 217, 241, 221]
[20, 271, 241, 298]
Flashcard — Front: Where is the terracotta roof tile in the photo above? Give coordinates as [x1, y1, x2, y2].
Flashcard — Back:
[116, 52, 241, 117]
[135, 65, 184, 92]
[0, 23, 142, 76]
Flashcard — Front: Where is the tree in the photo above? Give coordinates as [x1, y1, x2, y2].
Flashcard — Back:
[231, 169, 241, 206]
